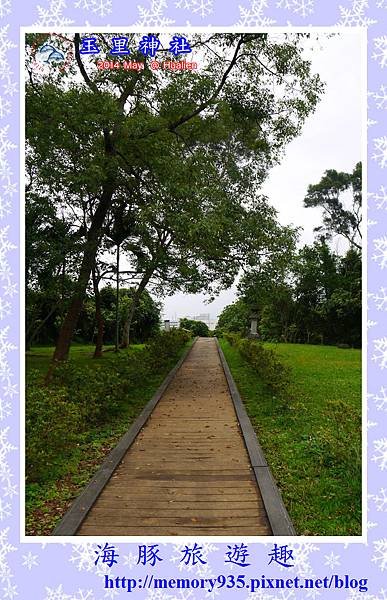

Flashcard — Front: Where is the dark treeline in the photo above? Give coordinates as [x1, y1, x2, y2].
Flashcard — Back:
[217, 242, 361, 347]
[27, 286, 160, 349]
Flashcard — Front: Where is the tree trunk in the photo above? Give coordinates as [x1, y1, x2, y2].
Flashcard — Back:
[115, 244, 120, 353]
[120, 299, 137, 348]
[120, 271, 153, 348]
[60, 254, 66, 321]
[92, 268, 104, 359]
[50, 179, 116, 366]
[26, 302, 60, 349]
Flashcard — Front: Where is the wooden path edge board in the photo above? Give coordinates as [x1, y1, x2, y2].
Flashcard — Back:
[51, 338, 198, 537]
[215, 338, 296, 536]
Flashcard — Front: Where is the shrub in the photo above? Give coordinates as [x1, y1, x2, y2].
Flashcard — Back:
[223, 332, 241, 346]
[51, 362, 124, 425]
[146, 328, 192, 367]
[179, 318, 209, 337]
[26, 377, 82, 483]
[223, 333, 292, 404]
[26, 331, 192, 485]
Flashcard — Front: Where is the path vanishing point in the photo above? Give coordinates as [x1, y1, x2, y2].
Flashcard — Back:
[53, 337, 295, 536]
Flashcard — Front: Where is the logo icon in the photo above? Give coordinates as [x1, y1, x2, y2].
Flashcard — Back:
[37, 43, 65, 64]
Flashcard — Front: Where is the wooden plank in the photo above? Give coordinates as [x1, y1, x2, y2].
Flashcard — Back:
[89, 508, 265, 518]
[97, 494, 258, 502]
[117, 460, 248, 468]
[109, 474, 255, 481]
[127, 451, 246, 457]
[83, 515, 266, 527]
[94, 496, 262, 511]
[77, 526, 270, 535]
[99, 480, 256, 488]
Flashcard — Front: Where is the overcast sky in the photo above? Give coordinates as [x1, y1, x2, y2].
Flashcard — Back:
[161, 32, 363, 322]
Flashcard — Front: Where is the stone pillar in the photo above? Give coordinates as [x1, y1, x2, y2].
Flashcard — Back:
[249, 312, 259, 338]
[164, 319, 170, 332]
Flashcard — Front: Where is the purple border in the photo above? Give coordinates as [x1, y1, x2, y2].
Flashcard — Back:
[5, 1, 387, 598]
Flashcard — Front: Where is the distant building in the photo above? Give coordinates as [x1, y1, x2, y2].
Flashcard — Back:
[161, 313, 218, 331]
[161, 320, 179, 330]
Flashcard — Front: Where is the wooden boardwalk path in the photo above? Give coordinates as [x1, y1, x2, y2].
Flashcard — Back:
[54, 337, 294, 536]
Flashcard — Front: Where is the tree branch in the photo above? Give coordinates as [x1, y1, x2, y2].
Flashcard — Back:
[136, 34, 246, 139]
[74, 33, 99, 94]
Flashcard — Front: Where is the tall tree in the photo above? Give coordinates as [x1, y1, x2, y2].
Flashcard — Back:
[293, 242, 339, 344]
[26, 32, 324, 364]
[304, 162, 362, 250]
[25, 189, 83, 348]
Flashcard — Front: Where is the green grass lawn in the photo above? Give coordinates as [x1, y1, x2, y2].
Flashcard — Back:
[26, 339, 191, 535]
[219, 339, 362, 536]
[26, 343, 146, 373]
